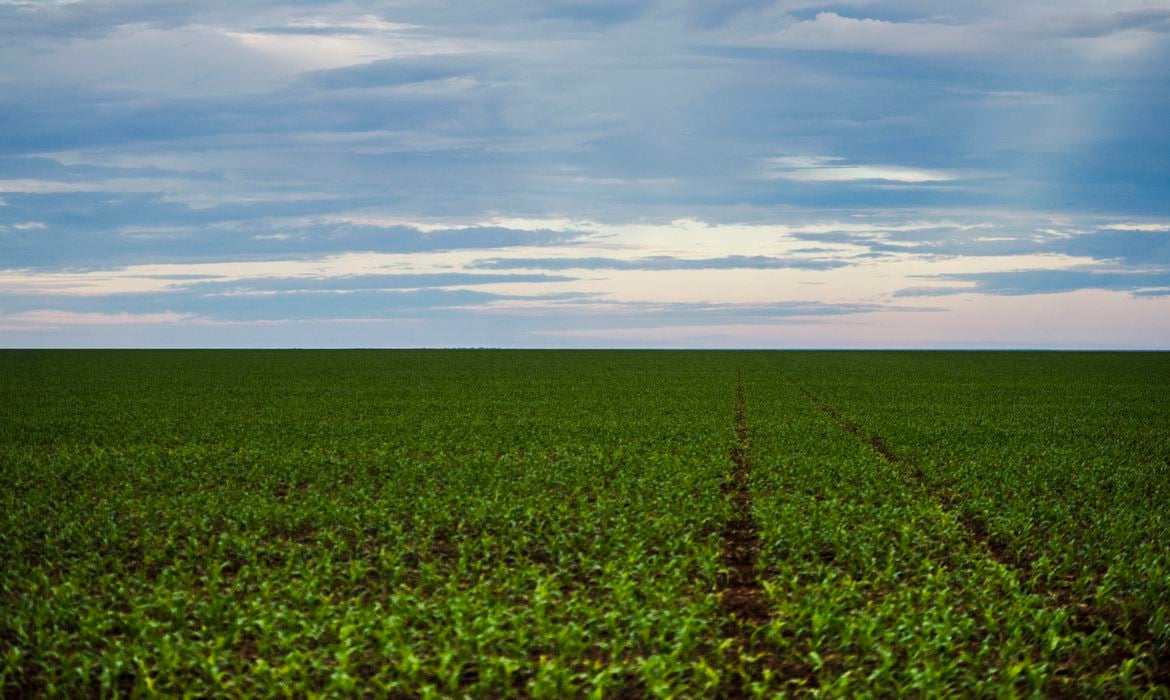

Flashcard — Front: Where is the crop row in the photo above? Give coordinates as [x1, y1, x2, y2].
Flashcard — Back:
[2, 350, 1167, 696]
[775, 352, 1170, 673]
[740, 362, 1160, 695]
[2, 351, 738, 696]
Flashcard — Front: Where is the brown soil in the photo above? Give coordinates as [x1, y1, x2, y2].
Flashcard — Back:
[717, 371, 777, 697]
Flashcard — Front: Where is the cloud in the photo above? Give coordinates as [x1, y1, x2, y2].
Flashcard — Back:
[0, 310, 193, 328]
[1103, 222, 1170, 232]
[222, 25, 460, 74]
[1, 1, 1169, 347]
[178, 272, 576, 294]
[787, 221, 1170, 264]
[1049, 229, 1170, 266]
[755, 9, 1170, 58]
[293, 55, 488, 91]
[539, 0, 653, 25]
[0, 0, 205, 39]
[0, 179, 180, 194]
[468, 255, 849, 271]
[247, 15, 421, 37]
[0, 218, 590, 269]
[764, 156, 960, 184]
[896, 268, 1170, 297]
[687, 0, 776, 29]
[0, 279, 909, 326]
[544, 299, 897, 318]
[1052, 9, 1170, 39]
[0, 286, 521, 323]
[762, 12, 1000, 57]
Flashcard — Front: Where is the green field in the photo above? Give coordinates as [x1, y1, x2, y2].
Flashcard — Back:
[2, 350, 1168, 697]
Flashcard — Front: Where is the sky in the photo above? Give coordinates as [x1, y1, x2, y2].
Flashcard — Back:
[1, 0, 1169, 348]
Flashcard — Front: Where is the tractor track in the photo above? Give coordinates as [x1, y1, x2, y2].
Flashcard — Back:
[796, 384, 1170, 689]
[717, 371, 780, 697]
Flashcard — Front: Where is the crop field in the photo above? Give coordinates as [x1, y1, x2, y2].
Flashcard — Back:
[2, 350, 1168, 697]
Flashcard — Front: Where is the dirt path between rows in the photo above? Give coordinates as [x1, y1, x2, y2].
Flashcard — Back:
[795, 384, 1169, 690]
[717, 371, 774, 697]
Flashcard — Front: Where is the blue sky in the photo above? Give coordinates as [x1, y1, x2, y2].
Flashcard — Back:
[1, 0, 1169, 348]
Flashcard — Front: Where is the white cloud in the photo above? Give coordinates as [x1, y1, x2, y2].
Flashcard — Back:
[763, 12, 1000, 57]
[1, 28, 299, 96]
[279, 15, 419, 34]
[1103, 222, 1170, 232]
[0, 310, 193, 329]
[755, 9, 1170, 59]
[0, 179, 95, 194]
[0, 178, 339, 210]
[0, 178, 187, 194]
[530, 323, 830, 342]
[223, 17, 477, 73]
[12, 221, 46, 230]
[765, 155, 959, 183]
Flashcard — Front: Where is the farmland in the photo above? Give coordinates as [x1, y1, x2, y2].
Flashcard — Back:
[1, 350, 1168, 696]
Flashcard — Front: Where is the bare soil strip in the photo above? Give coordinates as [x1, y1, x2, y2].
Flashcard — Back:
[717, 371, 775, 697]
[796, 385, 1170, 688]
[798, 391, 1017, 563]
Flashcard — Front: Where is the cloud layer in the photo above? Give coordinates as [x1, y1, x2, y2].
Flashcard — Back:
[2, 1, 1169, 347]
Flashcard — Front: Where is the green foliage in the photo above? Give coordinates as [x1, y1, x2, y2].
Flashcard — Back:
[0, 351, 733, 697]
[1, 350, 1167, 696]
[750, 351, 1170, 696]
